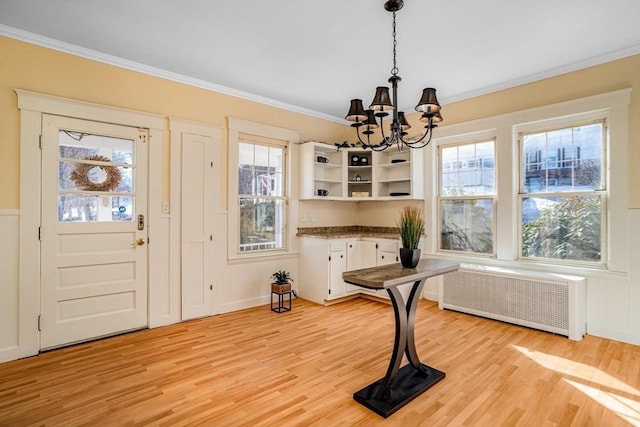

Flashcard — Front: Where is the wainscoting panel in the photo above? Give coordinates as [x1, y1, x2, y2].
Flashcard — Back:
[0, 211, 20, 361]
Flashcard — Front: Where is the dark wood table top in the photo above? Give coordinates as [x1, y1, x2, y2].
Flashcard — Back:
[342, 258, 460, 290]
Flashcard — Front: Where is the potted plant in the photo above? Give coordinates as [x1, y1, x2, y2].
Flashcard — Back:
[271, 270, 293, 294]
[397, 206, 425, 268]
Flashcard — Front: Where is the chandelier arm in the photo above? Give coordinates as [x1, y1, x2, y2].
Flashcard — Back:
[400, 126, 434, 148]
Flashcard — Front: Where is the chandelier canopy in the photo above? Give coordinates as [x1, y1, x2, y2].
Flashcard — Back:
[345, 0, 442, 151]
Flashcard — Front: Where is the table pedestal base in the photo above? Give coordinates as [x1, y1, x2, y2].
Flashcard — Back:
[353, 363, 445, 418]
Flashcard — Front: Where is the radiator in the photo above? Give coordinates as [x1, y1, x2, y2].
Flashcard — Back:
[439, 264, 586, 340]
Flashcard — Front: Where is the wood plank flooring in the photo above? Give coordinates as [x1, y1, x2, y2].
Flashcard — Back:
[1, 298, 639, 426]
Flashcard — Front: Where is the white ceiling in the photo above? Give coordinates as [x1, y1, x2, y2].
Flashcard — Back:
[1, 0, 639, 123]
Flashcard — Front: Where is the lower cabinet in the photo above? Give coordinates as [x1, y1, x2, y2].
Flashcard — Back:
[299, 236, 399, 304]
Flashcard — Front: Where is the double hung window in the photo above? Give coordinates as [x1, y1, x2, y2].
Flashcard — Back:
[237, 141, 286, 253]
[438, 139, 496, 255]
[518, 121, 606, 265]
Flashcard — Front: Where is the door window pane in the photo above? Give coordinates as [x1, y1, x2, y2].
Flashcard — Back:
[57, 130, 135, 222]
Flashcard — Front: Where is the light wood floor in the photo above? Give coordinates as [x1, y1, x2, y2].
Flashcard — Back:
[1, 298, 639, 426]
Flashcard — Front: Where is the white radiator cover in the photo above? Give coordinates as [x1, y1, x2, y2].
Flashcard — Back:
[439, 264, 586, 341]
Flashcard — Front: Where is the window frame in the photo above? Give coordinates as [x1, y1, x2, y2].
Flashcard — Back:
[237, 140, 287, 254]
[437, 137, 498, 257]
[516, 118, 608, 267]
[227, 118, 299, 261]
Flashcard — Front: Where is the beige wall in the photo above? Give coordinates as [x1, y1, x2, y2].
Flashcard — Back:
[0, 36, 352, 210]
[406, 54, 640, 208]
[1, 36, 638, 214]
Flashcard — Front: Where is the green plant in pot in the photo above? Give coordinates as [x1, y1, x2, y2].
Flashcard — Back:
[271, 270, 293, 294]
[397, 206, 425, 268]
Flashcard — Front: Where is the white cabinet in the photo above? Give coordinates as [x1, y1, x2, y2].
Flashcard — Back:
[375, 239, 400, 266]
[300, 142, 423, 200]
[300, 142, 344, 199]
[346, 150, 373, 200]
[329, 247, 347, 299]
[299, 236, 400, 304]
[299, 238, 348, 304]
[346, 239, 376, 293]
[374, 146, 424, 199]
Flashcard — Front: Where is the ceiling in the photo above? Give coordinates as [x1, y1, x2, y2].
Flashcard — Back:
[1, 0, 639, 123]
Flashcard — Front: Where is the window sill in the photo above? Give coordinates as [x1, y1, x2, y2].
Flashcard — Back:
[227, 250, 299, 265]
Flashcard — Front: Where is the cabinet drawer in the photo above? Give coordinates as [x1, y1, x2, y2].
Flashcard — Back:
[376, 239, 399, 253]
[329, 240, 346, 251]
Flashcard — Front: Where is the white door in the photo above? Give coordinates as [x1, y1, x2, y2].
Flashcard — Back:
[181, 132, 214, 320]
[40, 115, 148, 350]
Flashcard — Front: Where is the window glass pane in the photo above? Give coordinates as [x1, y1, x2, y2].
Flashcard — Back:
[440, 199, 493, 254]
[239, 198, 284, 252]
[58, 131, 133, 165]
[238, 143, 284, 197]
[59, 161, 133, 193]
[521, 195, 601, 263]
[440, 140, 495, 196]
[58, 194, 134, 222]
[522, 123, 602, 193]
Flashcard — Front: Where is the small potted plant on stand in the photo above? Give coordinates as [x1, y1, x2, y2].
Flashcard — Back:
[271, 270, 293, 294]
[397, 206, 425, 268]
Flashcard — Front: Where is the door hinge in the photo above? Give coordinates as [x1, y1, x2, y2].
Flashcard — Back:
[38, 135, 42, 149]
[38, 226, 41, 240]
[210, 284, 213, 291]
[147, 237, 150, 244]
[210, 161, 213, 167]
[37, 315, 41, 331]
[328, 255, 331, 261]
[376, 243, 379, 249]
[328, 289, 331, 295]
[138, 130, 147, 143]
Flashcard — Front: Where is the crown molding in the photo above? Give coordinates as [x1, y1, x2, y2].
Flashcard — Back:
[0, 24, 346, 125]
[437, 43, 640, 108]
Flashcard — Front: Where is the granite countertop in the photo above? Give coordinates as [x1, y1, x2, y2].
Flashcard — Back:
[297, 226, 400, 239]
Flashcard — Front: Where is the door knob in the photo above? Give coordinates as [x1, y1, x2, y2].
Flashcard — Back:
[131, 237, 145, 246]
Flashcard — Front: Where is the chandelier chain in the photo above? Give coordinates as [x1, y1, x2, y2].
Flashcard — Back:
[391, 11, 398, 76]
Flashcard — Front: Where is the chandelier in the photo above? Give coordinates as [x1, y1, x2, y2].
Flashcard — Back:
[345, 0, 443, 151]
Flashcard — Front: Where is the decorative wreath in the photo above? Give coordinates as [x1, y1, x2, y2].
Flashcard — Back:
[70, 155, 122, 192]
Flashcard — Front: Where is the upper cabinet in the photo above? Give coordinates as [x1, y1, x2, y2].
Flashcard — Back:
[300, 142, 424, 200]
[300, 142, 344, 199]
[346, 150, 373, 200]
[374, 146, 424, 200]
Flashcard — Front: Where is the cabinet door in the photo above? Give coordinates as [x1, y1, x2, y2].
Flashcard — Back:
[377, 250, 398, 266]
[329, 250, 347, 299]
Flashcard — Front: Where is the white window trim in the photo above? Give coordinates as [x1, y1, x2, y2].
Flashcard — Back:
[227, 117, 299, 261]
[426, 88, 631, 274]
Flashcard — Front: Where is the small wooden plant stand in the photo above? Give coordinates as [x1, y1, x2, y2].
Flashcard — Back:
[271, 283, 292, 313]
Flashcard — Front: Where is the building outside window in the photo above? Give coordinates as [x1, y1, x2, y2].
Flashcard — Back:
[237, 141, 286, 253]
[438, 139, 496, 255]
[519, 121, 606, 265]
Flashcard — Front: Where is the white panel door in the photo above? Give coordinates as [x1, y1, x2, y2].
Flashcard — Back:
[181, 133, 214, 320]
[40, 115, 148, 350]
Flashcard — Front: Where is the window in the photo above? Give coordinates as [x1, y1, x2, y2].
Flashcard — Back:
[227, 117, 298, 259]
[238, 141, 286, 253]
[438, 139, 496, 255]
[519, 121, 606, 265]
